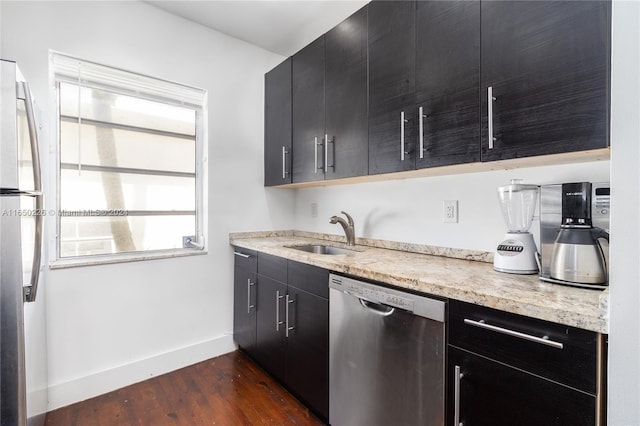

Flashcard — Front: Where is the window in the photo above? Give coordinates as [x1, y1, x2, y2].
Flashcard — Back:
[50, 52, 207, 264]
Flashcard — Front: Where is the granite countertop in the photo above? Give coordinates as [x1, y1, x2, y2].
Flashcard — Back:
[229, 231, 609, 334]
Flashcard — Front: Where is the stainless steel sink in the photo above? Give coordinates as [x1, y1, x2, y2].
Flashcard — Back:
[287, 244, 359, 255]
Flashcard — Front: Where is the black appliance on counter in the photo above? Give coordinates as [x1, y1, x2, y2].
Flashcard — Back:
[539, 182, 610, 289]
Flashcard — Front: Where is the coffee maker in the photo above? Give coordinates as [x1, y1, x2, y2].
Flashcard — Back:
[539, 182, 610, 289]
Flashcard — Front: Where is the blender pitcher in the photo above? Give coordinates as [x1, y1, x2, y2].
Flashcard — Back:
[493, 179, 540, 274]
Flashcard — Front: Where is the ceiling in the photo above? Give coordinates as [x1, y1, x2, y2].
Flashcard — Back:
[146, 1, 369, 57]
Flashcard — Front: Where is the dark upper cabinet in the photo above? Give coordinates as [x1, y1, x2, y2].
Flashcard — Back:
[292, 36, 326, 183]
[324, 5, 369, 180]
[481, 1, 610, 161]
[264, 59, 292, 186]
[368, 0, 417, 175]
[415, 0, 480, 168]
[368, 0, 479, 175]
[268, 0, 611, 186]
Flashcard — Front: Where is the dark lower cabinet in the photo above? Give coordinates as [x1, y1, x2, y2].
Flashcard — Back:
[481, 0, 610, 161]
[448, 300, 606, 426]
[254, 275, 287, 383]
[448, 346, 596, 426]
[285, 285, 329, 420]
[232, 248, 257, 354]
[240, 252, 329, 422]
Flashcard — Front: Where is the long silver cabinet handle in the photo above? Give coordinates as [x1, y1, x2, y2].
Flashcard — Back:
[233, 251, 251, 258]
[325, 134, 328, 172]
[324, 134, 335, 172]
[285, 294, 295, 337]
[275, 290, 285, 331]
[463, 318, 564, 349]
[400, 111, 409, 161]
[246, 279, 255, 314]
[314, 136, 320, 174]
[488, 86, 496, 149]
[454, 365, 464, 426]
[21, 82, 43, 303]
[419, 106, 426, 159]
[282, 146, 289, 179]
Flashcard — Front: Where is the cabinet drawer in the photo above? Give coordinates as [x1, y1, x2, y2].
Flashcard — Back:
[447, 346, 596, 426]
[258, 252, 288, 282]
[288, 260, 329, 299]
[232, 247, 257, 271]
[449, 300, 600, 394]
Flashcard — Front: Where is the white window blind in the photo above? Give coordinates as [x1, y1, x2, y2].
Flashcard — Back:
[50, 52, 207, 263]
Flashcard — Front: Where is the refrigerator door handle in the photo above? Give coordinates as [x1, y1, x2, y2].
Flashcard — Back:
[21, 81, 43, 303]
[23, 192, 43, 303]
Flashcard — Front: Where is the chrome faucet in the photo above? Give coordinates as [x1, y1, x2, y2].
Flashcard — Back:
[329, 211, 356, 246]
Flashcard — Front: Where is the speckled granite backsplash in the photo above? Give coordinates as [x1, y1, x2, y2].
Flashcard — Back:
[229, 230, 494, 263]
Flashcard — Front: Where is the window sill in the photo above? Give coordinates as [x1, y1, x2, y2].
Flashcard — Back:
[49, 248, 207, 269]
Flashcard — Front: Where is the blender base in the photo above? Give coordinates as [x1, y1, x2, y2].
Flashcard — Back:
[493, 232, 539, 274]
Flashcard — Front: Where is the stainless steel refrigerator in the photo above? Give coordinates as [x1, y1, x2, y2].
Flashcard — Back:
[1, 59, 47, 426]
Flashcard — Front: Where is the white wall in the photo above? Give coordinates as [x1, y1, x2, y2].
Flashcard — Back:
[608, 1, 640, 425]
[1, 1, 294, 410]
[295, 162, 610, 252]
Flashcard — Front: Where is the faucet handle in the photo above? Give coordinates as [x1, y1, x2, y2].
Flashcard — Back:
[341, 211, 354, 227]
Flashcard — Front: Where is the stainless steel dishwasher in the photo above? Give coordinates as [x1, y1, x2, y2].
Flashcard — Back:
[329, 273, 446, 426]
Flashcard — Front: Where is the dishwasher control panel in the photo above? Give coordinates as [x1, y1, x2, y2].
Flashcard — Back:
[361, 286, 414, 311]
[329, 273, 446, 321]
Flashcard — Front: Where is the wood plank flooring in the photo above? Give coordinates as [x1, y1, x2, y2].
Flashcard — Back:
[45, 351, 325, 426]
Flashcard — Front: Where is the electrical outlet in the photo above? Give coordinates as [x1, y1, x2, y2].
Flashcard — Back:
[443, 200, 458, 223]
[311, 202, 318, 218]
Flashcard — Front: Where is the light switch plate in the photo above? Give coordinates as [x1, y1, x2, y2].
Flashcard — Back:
[443, 200, 458, 223]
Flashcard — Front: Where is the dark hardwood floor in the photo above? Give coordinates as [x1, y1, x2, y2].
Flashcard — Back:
[45, 351, 325, 426]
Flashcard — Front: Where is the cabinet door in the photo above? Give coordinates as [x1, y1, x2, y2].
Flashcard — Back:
[324, 6, 368, 180]
[255, 275, 287, 382]
[264, 58, 292, 186]
[415, 0, 480, 168]
[292, 36, 325, 183]
[368, 1, 416, 175]
[233, 265, 257, 355]
[448, 347, 597, 426]
[481, 1, 610, 161]
[285, 285, 329, 421]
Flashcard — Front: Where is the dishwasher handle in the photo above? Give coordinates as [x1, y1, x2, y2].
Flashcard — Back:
[359, 298, 395, 316]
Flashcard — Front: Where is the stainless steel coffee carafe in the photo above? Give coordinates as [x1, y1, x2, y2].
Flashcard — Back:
[549, 227, 609, 284]
[547, 182, 610, 287]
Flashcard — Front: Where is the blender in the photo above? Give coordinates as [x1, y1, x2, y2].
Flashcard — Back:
[494, 179, 540, 274]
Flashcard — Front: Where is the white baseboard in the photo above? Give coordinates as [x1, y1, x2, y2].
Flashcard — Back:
[47, 334, 236, 412]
